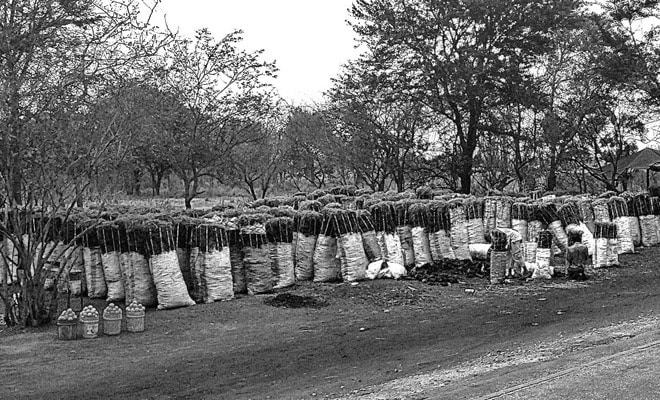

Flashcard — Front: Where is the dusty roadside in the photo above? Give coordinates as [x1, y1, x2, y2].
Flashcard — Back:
[1, 248, 659, 400]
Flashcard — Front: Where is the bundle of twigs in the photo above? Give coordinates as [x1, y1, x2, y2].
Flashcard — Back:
[307, 189, 327, 200]
[558, 202, 581, 226]
[318, 194, 338, 206]
[511, 202, 529, 221]
[356, 209, 377, 233]
[416, 186, 434, 200]
[238, 213, 271, 248]
[294, 211, 323, 236]
[393, 200, 412, 227]
[608, 196, 629, 219]
[465, 198, 484, 220]
[408, 202, 431, 228]
[369, 201, 397, 234]
[298, 200, 323, 212]
[265, 217, 294, 244]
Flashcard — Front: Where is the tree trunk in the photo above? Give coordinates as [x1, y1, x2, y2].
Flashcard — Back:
[395, 166, 405, 192]
[125, 177, 134, 195]
[11, 170, 22, 206]
[621, 175, 628, 192]
[245, 179, 258, 201]
[458, 111, 479, 195]
[260, 174, 274, 199]
[459, 151, 473, 194]
[182, 176, 193, 209]
[133, 169, 141, 196]
[546, 163, 557, 191]
[513, 137, 525, 188]
[150, 170, 163, 196]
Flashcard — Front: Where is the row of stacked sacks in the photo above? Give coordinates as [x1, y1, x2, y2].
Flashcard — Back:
[201, 193, 648, 291]
[0, 213, 163, 307]
[227, 190, 660, 284]
[4, 190, 660, 311]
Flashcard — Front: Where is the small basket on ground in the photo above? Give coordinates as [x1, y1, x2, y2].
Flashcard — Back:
[125, 301, 146, 333]
[79, 305, 99, 339]
[102, 303, 123, 336]
[56, 309, 78, 341]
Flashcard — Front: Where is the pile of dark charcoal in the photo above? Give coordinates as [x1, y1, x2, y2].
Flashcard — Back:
[407, 259, 489, 285]
[264, 293, 328, 309]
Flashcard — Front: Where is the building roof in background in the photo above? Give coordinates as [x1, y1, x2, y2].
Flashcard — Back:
[602, 148, 660, 174]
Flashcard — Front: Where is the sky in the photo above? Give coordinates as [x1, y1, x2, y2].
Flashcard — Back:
[151, 0, 361, 104]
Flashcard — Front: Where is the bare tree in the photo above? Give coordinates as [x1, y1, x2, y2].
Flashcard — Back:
[157, 29, 278, 208]
[0, 0, 171, 326]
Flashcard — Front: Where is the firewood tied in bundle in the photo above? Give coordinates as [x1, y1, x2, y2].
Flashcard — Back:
[605, 223, 619, 267]
[408, 203, 433, 268]
[82, 227, 107, 299]
[622, 194, 641, 246]
[356, 210, 382, 263]
[98, 223, 125, 302]
[592, 199, 611, 223]
[242, 243, 272, 295]
[63, 244, 85, 297]
[266, 217, 295, 290]
[394, 201, 416, 269]
[495, 197, 513, 229]
[186, 220, 209, 303]
[524, 204, 541, 263]
[652, 197, 660, 246]
[332, 210, 368, 282]
[465, 198, 486, 245]
[218, 215, 247, 295]
[578, 199, 596, 234]
[189, 224, 234, 303]
[293, 211, 322, 281]
[118, 224, 157, 307]
[172, 218, 203, 295]
[448, 199, 472, 261]
[427, 209, 442, 261]
[539, 203, 569, 252]
[239, 213, 273, 295]
[634, 194, 658, 247]
[483, 197, 498, 237]
[145, 223, 196, 310]
[371, 202, 404, 266]
[428, 201, 455, 261]
[533, 230, 553, 279]
[593, 222, 612, 269]
[298, 200, 323, 212]
[511, 202, 529, 246]
[312, 213, 341, 283]
[489, 229, 509, 284]
[228, 231, 246, 294]
[608, 197, 634, 255]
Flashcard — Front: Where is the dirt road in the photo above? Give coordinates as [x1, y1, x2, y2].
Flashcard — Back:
[2, 248, 659, 400]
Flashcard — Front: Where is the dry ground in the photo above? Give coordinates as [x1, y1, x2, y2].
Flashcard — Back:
[2, 247, 660, 400]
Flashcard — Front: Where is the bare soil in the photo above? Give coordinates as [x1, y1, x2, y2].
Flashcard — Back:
[2, 247, 660, 400]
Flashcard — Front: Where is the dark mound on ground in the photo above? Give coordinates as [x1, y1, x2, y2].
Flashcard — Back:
[264, 293, 328, 309]
[408, 259, 488, 283]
